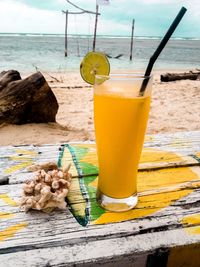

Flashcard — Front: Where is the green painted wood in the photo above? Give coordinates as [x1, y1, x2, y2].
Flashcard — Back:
[0, 131, 200, 266]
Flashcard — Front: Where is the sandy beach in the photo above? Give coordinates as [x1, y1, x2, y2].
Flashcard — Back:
[0, 69, 199, 146]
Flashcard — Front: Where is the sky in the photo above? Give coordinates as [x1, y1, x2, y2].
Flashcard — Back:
[0, 0, 199, 37]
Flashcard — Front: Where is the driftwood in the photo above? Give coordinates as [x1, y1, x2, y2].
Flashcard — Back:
[0, 70, 58, 124]
[161, 71, 200, 82]
[106, 53, 124, 59]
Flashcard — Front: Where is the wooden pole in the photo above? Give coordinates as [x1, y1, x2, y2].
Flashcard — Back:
[65, 10, 68, 57]
[129, 19, 135, 61]
[62, 2, 100, 57]
[93, 4, 99, 52]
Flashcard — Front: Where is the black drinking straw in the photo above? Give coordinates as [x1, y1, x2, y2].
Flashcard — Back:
[139, 6, 187, 96]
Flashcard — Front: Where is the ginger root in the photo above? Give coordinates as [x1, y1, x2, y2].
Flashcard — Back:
[20, 163, 71, 212]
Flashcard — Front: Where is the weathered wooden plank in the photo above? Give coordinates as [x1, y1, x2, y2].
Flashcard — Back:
[0, 131, 200, 266]
[1, 188, 200, 266]
[0, 144, 60, 184]
[0, 131, 199, 185]
[1, 227, 200, 267]
[3, 165, 198, 227]
[144, 131, 200, 155]
[0, 244, 149, 267]
[1, 166, 200, 245]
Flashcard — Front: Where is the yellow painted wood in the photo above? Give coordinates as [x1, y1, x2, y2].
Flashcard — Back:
[9, 156, 33, 161]
[4, 162, 33, 174]
[61, 147, 78, 177]
[75, 145, 199, 172]
[181, 214, 200, 235]
[15, 149, 37, 155]
[140, 148, 181, 164]
[0, 212, 14, 219]
[0, 132, 200, 267]
[62, 147, 87, 219]
[0, 194, 17, 206]
[0, 193, 28, 243]
[144, 135, 155, 142]
[182, 214, 200, 226]
[79, 150, 98, 166]
[93, 190, 193, 225]
[0, 223, 28, 242]
[196, 152, 200, 158]
[168, 136, 193, 148]
[89, 145, 198, 225]
[67, 178, 87, 218]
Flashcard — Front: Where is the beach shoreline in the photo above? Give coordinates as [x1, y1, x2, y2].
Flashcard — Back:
[0, 69, 199, 146]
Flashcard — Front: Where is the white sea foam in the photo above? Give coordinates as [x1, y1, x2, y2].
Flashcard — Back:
[0, 34, 199, 72]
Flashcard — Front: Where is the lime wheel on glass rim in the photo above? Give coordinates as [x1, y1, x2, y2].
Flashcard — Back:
[80, 51, 110, 85]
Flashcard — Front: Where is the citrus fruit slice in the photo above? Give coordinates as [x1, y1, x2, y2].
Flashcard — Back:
[80, 51, 110, 85]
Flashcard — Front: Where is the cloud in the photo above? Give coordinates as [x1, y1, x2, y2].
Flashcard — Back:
[0, 0, 199, 37]
[99, 0, 200, 37]
[14, 0, 65, 10]
[0, 0, 103, 34]
[14, 0, 97, 12]
[0, 0, 64, 33]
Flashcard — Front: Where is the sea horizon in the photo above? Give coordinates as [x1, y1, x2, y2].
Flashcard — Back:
[0, 32, 200, 41]
[0, 33, 199, 73]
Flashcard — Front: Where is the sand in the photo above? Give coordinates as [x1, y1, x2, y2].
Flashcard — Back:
[0, 70, 199, 146]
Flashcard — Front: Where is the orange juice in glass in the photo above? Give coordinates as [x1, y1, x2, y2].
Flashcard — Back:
[94, 74, 152, 212]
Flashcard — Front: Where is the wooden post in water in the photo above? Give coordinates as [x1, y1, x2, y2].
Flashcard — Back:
[64, 10, 68, 57]
[62, 1, 100, 57]
[129, 19, 135, 61]
[93, 4, 99, 52]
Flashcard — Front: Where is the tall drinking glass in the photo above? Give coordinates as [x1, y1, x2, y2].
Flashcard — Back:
[94, 74, 152, 212]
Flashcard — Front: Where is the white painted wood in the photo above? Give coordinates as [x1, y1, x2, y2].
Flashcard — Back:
[0, 131, 200, 266]
[0, 131, 199, 185]
[1, 176, 200, 248]
[1, 226, 200, 267]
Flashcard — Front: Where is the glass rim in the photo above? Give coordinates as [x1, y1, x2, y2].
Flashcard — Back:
[95, 73, 153, 81]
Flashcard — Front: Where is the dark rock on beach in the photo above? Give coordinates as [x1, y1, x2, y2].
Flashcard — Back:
[0, 70, 58, 124]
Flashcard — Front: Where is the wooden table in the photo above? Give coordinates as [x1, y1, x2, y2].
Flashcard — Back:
[1, 131, 200, 267]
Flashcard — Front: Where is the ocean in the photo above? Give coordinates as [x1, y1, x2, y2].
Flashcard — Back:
[0, 33, 199, 73]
